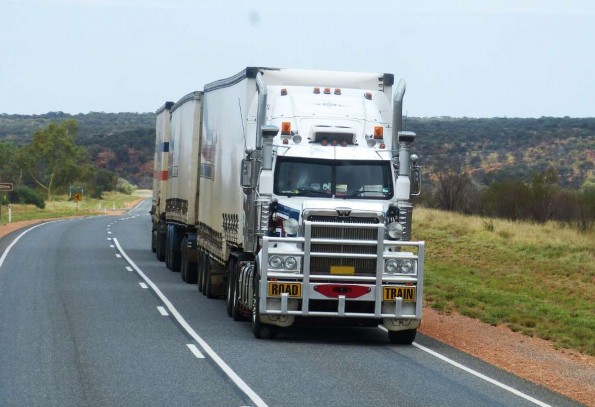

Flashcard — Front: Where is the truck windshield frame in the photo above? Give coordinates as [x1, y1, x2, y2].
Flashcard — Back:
[274, 157, 394, 199]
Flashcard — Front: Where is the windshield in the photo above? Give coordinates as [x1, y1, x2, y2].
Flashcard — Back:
[274, 157, 394, 199]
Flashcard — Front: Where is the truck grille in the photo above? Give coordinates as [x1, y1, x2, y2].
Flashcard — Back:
[307, 215, 380, 276]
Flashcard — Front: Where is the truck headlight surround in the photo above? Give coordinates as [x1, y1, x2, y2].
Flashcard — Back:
[387, 221, 403, 239]
[399, 260, 414, 274]
[385, 259, 399, 274]
[284, 256, 297, 270]
[283, 218, 299, 235]
[269, 255, 283, 269]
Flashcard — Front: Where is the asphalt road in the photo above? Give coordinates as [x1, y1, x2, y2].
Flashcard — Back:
[0, 200, 583, 407]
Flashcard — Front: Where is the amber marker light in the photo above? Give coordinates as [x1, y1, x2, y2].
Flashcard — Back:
[281, 121, 291, 135]
[373, 126, 384, 139]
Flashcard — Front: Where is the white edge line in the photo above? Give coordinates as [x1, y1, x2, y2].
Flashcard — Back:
[187, 344, 205, 359]
[157, 306, 169, 316]
[378, 326, 551, 407]
[113, 238, 268, 407]
[0, 221, 60, 270]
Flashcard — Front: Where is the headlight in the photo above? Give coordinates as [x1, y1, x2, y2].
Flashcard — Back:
[399, 260, 414, 274]
[384, 259, 416, 275]
[385, 259, 399, 274]
[283, 218, 299, 235]
[269, 256, 283, 269]
[284, 256, 297, 270]
[387, 221, 403, 239]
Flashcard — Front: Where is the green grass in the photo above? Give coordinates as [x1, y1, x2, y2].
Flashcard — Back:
[0, 190, 151, 223]
[414, 207, 595, 356]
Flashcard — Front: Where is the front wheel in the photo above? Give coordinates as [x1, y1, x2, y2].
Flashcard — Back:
[251, 276, 278, 339]
[388, 329, 416, 345]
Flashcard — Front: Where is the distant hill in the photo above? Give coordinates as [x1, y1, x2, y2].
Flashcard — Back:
[0, 111, 155, 188]
[407, 117, 594, 188]
[1, 113, 593, 189]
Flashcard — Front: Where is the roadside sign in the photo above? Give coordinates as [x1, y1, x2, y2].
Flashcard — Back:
[0, 183, 13, 192]
[73, 192, 82, 202]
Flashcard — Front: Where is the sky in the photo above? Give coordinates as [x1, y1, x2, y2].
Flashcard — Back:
[1, 0, 594, 118]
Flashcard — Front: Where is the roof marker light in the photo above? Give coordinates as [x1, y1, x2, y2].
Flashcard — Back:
[324, 87, 331, 94]
[314, 87, 320, 94]
[364, 92, 372, 100]
[334, 88, 341, 95]
[281, 88, 287, 96]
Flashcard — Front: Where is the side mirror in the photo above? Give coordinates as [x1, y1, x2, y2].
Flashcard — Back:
[241, 158, 254, 189]
[410, 155, 421, 196]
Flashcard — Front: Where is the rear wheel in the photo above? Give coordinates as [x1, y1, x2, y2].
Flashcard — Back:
[151, 228, 157, 253]
[231, 275, 246, 322]
[205, 266, 214, 299]
[181, 237, 197, 284]
[388, 329, 416, 345]
[226, 258, 237, 316]
[156, 223, 166, 262]
[251, 274, 278, 339]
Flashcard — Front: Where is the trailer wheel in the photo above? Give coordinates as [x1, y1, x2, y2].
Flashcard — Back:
[388, 329, 416, 345]
[181, 236, 198, 284]
[156, 223, 166, 262]
[205, 267, 215, 299]
[251, 275, 278, 339]
[197, 251, 204, 293]
[151, 228, 157, 253]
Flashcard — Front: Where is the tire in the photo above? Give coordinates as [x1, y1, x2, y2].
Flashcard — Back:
[205, 267, 215, 299]
[388, 329, 417, 345]
[169, 226, 181, 272]
[151, 228, 157, 253]
[181, 237, 188, 282]
[180, 237, 197, 283]
[197, 252, 204, 293]
[231, 274, 246, 322]
[251, 274, 278, 339]
[226, 258, 237, 317]
[156, 224, 166, 262]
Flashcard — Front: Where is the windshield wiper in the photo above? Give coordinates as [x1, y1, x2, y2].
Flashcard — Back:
[343, 189, 385, 198]
[289, 187, 332, 197]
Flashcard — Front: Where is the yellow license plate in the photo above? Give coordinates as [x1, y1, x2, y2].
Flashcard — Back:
[330, 266, 355, 275]
[383, 286, 416, 302]
[268, 282, 302, 298]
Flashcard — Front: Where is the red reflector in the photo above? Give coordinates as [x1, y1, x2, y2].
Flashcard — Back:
[324, 87, 331, 94]
[313, 284, 371, 299]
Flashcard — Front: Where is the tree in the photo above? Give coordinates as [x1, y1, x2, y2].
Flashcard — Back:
[0, 141, 18, 183]
[434, 158, 479, 213]
[14, 120, 94, 201]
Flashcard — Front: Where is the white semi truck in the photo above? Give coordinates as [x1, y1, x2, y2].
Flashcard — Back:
[152, 67, 424, 343]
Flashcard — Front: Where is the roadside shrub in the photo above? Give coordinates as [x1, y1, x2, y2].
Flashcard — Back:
[115, 178, 136, 195]
[8, 185, 45, 208]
